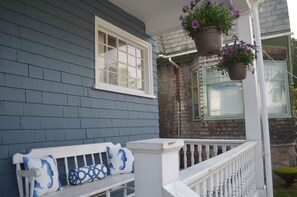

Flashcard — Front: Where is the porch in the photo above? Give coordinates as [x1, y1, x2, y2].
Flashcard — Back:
[127, 138, 261, 197]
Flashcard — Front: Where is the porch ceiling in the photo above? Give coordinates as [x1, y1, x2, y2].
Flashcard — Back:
[108, 0, 252, 36]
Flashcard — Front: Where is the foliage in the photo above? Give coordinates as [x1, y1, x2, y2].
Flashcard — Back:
[273, 167, 297, 187]
[292, 38, 297, 87]
[216, 40, 257, 74]
[180, 0, 239, 37]
[290, 86, 297, 117]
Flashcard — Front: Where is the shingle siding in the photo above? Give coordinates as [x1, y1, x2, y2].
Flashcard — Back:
[0, 0, 159, 196]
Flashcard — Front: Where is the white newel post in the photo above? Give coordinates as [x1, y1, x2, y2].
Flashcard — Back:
[236, 3, 266, 196]
[127, 138, 184, 197]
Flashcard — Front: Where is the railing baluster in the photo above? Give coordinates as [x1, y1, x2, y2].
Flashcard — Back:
[206, 145, 210, 160]
[190, 144, 195, 166]
[183, 144, 188, 169]
[198, 144, 202, 163]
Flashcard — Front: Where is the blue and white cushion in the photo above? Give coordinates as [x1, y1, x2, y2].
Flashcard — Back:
[106, 144, 134, 175]
[23, 155, 62, 197]
[68, 164, 107, 185]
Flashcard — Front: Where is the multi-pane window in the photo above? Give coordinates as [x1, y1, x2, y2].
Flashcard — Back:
[94, 16, 154, 98]
[194, 61, 291, 119]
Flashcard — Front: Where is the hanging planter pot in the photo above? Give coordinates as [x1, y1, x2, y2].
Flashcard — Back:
[228, 62, 247, 80]
[193, 26, 223, 56]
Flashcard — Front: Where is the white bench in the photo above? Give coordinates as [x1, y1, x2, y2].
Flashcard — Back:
[13, 142, 135, 197]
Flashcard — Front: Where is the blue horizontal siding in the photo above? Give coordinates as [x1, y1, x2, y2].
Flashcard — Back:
[0, 0, 159, 196]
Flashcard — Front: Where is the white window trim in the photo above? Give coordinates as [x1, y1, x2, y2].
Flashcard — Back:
[94, 16, 155, 98]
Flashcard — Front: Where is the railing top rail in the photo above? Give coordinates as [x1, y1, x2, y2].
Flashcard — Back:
[183, 139, 246, 145]
[179, 141, 257, 186]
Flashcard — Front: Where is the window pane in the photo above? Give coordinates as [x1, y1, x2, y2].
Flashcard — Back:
[129, 78, 137, 89]
[108, 47, 117, 60]
[119, 75, 128, 87]
[137, 69, 143, 80]
[108, 35, 117, 48]
[119, 51, 127, 63]
[108, 72, 118, 85]
[108, 62, 117, 73]
[98, 44, 106, 55]
[137, 80, 144, 90]
[128, 66, 136, 78]
[207, 83, 244, 116]
[136, 48, 143, 58]
[136, 58, 144, 69]
[97, 69, 107, 83]
[128, 55, 136, 67]
[97, 56, 106, 69]
[98, 31, 106, 43]
[119, 40, 127, 52]
[128, 45, 135, 55]
[119, 63, 128, 76]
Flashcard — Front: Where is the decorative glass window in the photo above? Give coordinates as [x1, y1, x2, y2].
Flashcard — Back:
[196, 61, 291, 119]
[202, 67, 244, 119]
[94, 16, 154, 98]
[265, 61, 290, 116]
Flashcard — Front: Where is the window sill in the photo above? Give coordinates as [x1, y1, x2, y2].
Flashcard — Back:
[93, 84, 156, 99]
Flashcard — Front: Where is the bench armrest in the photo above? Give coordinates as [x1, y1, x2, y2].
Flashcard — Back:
[17, 168, 42, 178]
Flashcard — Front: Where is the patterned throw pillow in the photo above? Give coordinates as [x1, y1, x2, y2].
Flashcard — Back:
[23, 155, 62, 197]
[68, 164, 107, 185]
[106, 144, 134, 175]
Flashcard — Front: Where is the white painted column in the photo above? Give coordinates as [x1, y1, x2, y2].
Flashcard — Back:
[127, 138, 184, 197]
[252, 2, 273, 196]
[236, 10, 266, 196]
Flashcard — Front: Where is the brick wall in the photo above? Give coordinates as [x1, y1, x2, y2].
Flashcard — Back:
[158, 56, 296, 167]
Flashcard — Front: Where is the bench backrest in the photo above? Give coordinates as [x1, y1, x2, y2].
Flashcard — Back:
[13, 142, 115, 196]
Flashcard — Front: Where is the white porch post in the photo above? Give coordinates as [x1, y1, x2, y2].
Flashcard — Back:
[127, 138, 184, 197]
[236, 7, 266, 196]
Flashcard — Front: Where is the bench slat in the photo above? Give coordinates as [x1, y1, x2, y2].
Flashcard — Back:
[45, 174, 134, 197]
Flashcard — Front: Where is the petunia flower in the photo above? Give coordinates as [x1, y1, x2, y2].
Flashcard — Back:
[182, 5, 190, 13]
[235, 10, 240, 18]
[190, 0, 196, 9]
[191, 20, 200, 29]
[179, 15, 184, 21]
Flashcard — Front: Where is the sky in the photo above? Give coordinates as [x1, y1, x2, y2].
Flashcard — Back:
[287, 0, 297, 38]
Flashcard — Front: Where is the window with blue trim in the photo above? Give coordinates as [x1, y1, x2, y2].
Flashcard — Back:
[193, 61, 291, 119]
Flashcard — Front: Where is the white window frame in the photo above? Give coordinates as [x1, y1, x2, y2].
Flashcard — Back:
[94, 16, 155, 98]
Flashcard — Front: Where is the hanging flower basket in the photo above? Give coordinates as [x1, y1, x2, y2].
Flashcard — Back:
[217, 39, 257, 81]
[228, 62, 247, 80]
[193, 26, 223, 56]
[180, 0, 240, 56]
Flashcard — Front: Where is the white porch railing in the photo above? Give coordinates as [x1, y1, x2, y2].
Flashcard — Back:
[182, 139, 245, 169]
[179, 141, 257, 197]
[127, 138, 259, 197]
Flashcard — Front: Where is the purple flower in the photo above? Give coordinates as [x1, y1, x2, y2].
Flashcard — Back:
[182, 5, 190, 13]
[229, 4, 235, 11]
[191, 20, 200, 29]
[207, 0, 212, 6]
[195, 0, 200, 3]
[235, 10, 240, 18]
[179, 15, 184, 21]
[190, 0, 196, 9]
